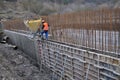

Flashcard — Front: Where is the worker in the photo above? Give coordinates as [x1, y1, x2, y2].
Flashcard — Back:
[40, 19, 49, 40]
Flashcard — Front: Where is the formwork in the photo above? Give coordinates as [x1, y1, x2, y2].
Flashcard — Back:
[36, 40, 120, 80]
[3, 8, 120, 80]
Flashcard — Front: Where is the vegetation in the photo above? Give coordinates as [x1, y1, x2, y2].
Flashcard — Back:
[0, 0, 120, 18]
[21, 0, 56, 15]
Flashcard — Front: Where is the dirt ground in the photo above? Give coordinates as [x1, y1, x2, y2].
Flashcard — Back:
[0, 43, 52, 80]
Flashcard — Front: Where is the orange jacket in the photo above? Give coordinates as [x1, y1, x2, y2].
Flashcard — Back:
[43, 22, 49, 30]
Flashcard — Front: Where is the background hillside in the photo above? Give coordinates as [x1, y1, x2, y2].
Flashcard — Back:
[0, 0, 120, 19]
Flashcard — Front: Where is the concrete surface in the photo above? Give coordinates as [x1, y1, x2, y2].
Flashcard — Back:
[4, 30, 37, 60]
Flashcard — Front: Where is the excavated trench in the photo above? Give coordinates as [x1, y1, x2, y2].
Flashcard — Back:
[0, 43, 52, 80]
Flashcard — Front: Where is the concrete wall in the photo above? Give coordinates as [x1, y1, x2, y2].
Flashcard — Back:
[4, 30, 120, 80]
[4, 30, 37, 60]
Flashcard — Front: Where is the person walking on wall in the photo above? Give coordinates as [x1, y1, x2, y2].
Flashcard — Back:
[40, 19, 49, 40]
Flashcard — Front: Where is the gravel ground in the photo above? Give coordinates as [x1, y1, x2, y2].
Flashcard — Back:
[0, 43, 52, 80]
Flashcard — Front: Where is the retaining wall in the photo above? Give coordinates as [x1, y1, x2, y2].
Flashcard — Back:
[5, 30, 120, 80]
[4, 30, 37, 60]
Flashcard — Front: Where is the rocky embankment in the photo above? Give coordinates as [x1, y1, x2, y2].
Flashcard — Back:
[0, 43, 51, 80]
